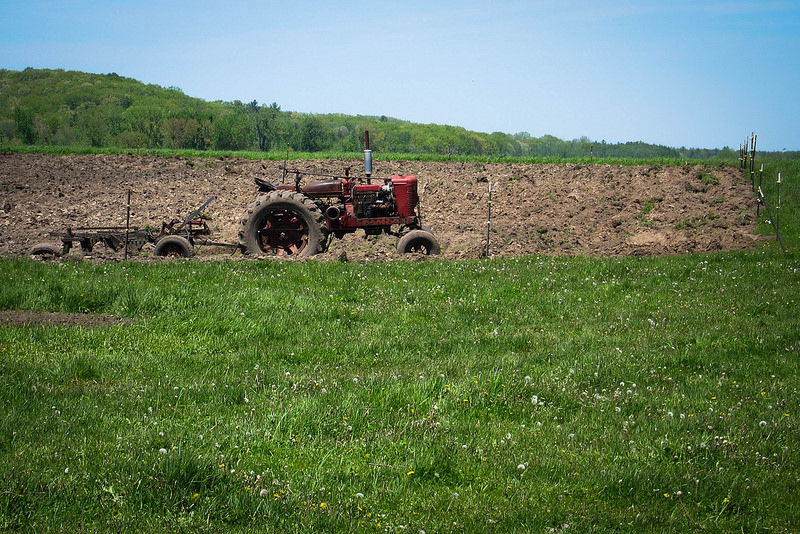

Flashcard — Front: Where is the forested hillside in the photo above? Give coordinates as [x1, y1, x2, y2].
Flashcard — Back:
[1, 68, 739, 159]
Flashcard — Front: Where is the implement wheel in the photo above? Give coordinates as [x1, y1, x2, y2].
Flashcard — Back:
[28, 242, 62, 260]
[238, 191, 326, 258]
[154, 235, 193, 258]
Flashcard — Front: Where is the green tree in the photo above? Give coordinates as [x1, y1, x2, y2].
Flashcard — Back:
[214, 112, 250, 150]
[297, 116, 331, 152]
[251, 102, 283, 151]
[13, 107, 37, 144]
[123, 106, 164, 148]
[163, 117, 200, 149]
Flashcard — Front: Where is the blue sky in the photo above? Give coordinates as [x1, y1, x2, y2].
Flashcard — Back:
[2, 0, 798, 150]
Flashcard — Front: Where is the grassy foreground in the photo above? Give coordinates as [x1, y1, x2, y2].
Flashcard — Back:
[0, 249, 798, 532]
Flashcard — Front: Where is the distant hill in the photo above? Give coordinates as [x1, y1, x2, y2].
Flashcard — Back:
[0, 68, 738, 159]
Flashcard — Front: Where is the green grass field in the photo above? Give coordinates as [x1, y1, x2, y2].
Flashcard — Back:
[1, 155, 798, 532]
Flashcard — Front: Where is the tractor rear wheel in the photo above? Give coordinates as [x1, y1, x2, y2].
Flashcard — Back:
[397, 229, 440, 255]
[238, 191, 326, 258]
[154, 235, 194, 258]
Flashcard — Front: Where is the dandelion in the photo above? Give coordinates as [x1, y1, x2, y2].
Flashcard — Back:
[319, 502, 327, 509]
[407, 470, 415, 476]
[759, 421, 767, 427]
[260, 489, 269, 498]
[355, 492, 365, 499]
[159, 448, 168, 455]
[517, 464, 526, 471]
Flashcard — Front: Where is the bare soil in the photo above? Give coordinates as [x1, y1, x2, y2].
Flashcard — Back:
[0, 153, 761, 262]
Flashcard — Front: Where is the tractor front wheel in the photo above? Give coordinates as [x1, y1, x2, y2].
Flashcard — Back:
[397, 229, 440, 255]
[238, 191, 326, 258]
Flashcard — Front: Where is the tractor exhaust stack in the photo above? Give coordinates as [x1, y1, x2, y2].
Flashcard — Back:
[364, 130, 372, 178]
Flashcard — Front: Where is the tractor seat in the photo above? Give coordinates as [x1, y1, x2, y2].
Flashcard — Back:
[253, 177, 277, 190]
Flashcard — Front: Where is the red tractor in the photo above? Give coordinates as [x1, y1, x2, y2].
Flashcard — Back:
[238, 135, 439, 258]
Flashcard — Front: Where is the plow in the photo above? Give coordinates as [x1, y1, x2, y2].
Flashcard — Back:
[29, 196, 226, 259]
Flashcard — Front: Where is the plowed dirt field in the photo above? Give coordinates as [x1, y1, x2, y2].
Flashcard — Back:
[0, 153, 761, 261]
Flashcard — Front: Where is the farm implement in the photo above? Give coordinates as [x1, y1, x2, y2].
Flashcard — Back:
[29, 196, 225, 259]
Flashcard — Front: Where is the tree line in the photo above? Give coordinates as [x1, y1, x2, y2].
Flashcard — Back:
[1, 68, 743, 160]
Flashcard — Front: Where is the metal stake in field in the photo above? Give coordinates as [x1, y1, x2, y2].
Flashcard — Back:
[758, 185, 786, 253]
[485, 180, 493, 258]
[777, 172, 782, 244]
[749, 133, 757, 186]
[124, 189, 131, 261]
